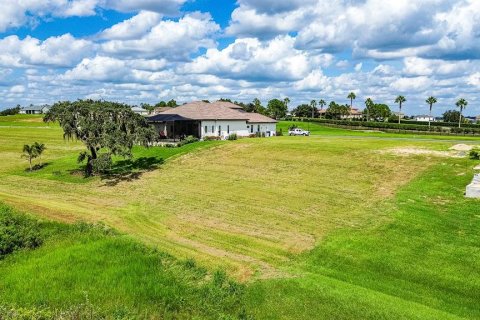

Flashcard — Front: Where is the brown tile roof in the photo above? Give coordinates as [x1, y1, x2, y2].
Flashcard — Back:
[159, 101, 277, 123]
[153, 107, 173, 114]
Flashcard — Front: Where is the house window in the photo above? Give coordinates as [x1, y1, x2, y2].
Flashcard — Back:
[218, 126, 222, 135]
[212, 125, 214, 133]
[250, 125, 254, 133]
[227, 125, 230, 134]
[257, 125, 260, 132]
[205, 125, 208, 133]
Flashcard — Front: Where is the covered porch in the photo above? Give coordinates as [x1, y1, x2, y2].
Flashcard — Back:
[148, 114, 201, 141]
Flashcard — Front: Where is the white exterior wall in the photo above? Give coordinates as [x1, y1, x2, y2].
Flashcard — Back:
[201, 120, 249, 138]
[416, 116, 435, 122]
[200, 120, 276, 139]
[248, 123, 277, 137]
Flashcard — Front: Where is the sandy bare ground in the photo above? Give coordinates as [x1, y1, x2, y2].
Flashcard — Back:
[380, 146, 471, 158]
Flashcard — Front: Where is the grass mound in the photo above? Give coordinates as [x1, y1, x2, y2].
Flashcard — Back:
[0, 205, 248, 319]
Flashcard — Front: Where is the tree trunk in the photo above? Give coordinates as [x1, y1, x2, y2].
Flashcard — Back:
[29, 157, 32, 171]
[398, 104, 401, 125]
[429, 106, 432, 129]
[85, 147, 97, 177]
[459, 108, 462, 128]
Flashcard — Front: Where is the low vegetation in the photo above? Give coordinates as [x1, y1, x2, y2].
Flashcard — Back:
[0, 205, 248, 319]
[0, 205, 42, 258]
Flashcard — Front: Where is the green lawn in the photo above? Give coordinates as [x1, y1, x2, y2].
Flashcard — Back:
[1, 115, 479, 319]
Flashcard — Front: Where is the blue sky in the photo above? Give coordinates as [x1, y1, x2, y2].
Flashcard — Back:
[0, 0, 479, 116]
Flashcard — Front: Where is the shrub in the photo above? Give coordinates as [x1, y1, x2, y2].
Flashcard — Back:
[0, 205, 43, 258]
[276, 129, 283, 136]
[177, 135, 200, 147]
[204, 136, 221, 141]
[470, 150, 480, 160]
[227, 133, 237, 140]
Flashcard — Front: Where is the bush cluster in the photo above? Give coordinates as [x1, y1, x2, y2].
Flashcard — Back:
[470, 150, 480, 160]
[203, 136, 222, 141]
[0, 206, 43, 258]
[227, 133, 238, 140]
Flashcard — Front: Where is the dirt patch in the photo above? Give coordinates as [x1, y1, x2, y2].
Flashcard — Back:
[449, 144, 474, 151]
[380, 147, 465, 158]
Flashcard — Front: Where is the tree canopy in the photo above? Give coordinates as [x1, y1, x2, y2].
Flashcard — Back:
[292, 104, 318, 118]
[44, 100, 155, 176]
[326, 102, 350, 119]
[443, 110, 463, 123]
[267, 99, 288, 119]
[363, 103, 391, 121]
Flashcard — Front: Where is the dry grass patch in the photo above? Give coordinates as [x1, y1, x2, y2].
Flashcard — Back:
[0, 133, 448, 279]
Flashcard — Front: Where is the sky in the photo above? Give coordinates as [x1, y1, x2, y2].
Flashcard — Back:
[0, 0, 479, 116]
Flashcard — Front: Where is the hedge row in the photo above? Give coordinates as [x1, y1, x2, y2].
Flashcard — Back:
[391, 119, 480, 128]
[291, 118, 480, 135]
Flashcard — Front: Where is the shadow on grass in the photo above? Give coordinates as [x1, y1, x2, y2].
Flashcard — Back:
[100, 157, 165, 187]
[24, 162, 51, 172]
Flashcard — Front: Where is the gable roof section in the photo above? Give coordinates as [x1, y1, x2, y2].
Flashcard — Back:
[22, 105, 49, 111]
[151, 101, 276, 123]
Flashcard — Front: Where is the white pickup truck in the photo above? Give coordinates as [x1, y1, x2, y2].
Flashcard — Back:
[288, 128, 310, 136]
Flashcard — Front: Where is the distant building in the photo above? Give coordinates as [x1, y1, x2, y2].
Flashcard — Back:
[131, 106, 150, 116]
[317, 108, 363, 119]
[415, 115, 435, 122]
[19, 105, 50, 114]
[342, 108, 363, 120]
[393, 111, 406, 119]
[465, 116, 476, 123]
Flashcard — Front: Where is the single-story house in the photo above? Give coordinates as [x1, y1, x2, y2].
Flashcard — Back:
[415, 115, 435, 122]
[148, 101, 277, 140]
[19, 105, 50, 114]
[393, 111, 406, 119]
[341, 108, 363, 120]
[316, 107, 363, 119]
[131, 106, 151, 116]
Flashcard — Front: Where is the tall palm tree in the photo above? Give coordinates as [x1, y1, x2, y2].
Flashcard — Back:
[318, 99, 326, 118]
[22, 144, 38, 171]
[347, 92, 356, 108]
[455, 98, 468, 128]
[425, 96, 437, 129]
[394, 95, 406, 124]
[283, 97, 290, 110]
[310, 99, 317, 118]
[365, 98, 373, 121]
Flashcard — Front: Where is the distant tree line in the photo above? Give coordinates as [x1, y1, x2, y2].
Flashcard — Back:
[0, 105, 21, 116]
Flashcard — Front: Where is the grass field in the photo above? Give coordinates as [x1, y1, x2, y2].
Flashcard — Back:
[1, 115, 479, 318]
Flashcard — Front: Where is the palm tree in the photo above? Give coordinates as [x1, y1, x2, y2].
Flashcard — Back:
[365, 98, 373, 121]
[34, 142, 46, 165]
[394, 95, 406, 124]
[455, 98, 468, 128]
[347, 92, 356, 120]
[283, 97, 290, 110]
[22, 144, 38, 171]
[318, 99, 326, 118]
[425, 96, 437, 128]
[310, 99, 317, 118]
